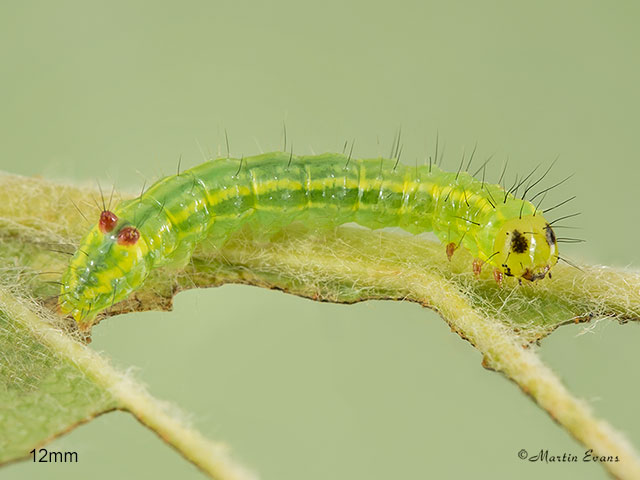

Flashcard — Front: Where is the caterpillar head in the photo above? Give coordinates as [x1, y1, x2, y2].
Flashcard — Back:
[59, 210, 150, 327]
[492, 215, 558, 282]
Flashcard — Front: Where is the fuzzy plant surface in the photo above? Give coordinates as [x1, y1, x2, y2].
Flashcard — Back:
[0, 171, 639, 479]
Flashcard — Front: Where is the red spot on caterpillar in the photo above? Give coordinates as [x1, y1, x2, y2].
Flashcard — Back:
[117, 226, 140, 246]
[99, 210, 118, 233]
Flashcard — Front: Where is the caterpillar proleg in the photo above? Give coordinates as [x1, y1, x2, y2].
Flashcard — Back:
[60, 152, 560, 326]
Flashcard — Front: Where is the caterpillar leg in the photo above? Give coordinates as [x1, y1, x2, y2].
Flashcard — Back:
[472, 258, 483, 277]
[493, 268, 503, 285]
[446, 242, 457, 261]
[159, 243, 195, 270]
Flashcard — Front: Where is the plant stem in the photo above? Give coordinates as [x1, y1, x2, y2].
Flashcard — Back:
[219, 239, 640, 479]
[0, 288, 256, 480]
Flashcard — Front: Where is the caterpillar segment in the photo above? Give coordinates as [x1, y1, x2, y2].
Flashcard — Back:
[60, 152, 560, 327]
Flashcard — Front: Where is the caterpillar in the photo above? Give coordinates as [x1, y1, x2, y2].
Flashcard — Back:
[59, 152, 560, 326]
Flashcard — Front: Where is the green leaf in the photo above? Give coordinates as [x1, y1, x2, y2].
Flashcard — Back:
[0, 304, 116, 463]
[0, 288, 256, 480]
[1, 171, 640, 479]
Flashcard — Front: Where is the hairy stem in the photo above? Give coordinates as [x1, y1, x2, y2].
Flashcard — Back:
[0, 288, 256, 480]
[216, 238, 640, 479]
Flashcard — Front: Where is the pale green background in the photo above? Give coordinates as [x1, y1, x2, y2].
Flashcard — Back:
[1, 1, 639, 479]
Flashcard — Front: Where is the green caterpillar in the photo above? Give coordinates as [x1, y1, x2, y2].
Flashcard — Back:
[60, 152, 559, 328]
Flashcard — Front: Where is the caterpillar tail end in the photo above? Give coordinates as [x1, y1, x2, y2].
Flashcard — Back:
[57, 297, 97, 332]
